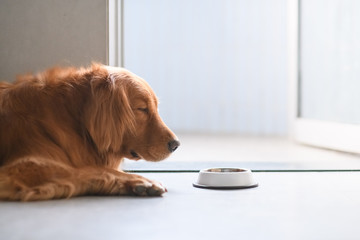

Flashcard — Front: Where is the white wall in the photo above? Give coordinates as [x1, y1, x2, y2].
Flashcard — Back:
[0, 0, 107, 81]
[123, 0, 288, 135]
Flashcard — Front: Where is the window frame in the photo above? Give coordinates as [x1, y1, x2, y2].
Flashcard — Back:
[107, 0, 123, 67]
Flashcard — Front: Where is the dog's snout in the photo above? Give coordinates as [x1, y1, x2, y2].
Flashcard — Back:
[168, 140, 180, 153]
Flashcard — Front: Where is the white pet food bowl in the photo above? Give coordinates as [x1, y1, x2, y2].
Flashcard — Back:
[193, 168, 258, 189]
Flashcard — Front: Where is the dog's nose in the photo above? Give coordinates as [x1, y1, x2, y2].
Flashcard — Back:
[168, 140, 180, 153]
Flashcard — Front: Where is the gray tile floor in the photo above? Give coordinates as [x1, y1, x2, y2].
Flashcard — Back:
[2, 172, 360, 240]
[2, 134, 360, 240]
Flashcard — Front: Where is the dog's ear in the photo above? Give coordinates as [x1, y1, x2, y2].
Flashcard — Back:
[85, 67, 136, 153]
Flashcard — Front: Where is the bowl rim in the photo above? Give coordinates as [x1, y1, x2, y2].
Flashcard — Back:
[200, 167, 251, 174]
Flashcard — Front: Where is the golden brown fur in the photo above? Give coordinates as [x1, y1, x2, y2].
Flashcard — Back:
[0, 64, 179, 201]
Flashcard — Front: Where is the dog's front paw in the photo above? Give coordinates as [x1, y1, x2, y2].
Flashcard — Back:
[127, 177, 167, 196]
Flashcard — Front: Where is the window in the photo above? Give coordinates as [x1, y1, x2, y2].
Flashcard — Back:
[108, 0, 360, 172]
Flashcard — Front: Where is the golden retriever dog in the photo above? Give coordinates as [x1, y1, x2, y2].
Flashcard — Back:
[0, 64, 180, 201]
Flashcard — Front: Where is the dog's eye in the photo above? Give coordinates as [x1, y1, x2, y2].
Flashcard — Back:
[137, 108, 149, 114]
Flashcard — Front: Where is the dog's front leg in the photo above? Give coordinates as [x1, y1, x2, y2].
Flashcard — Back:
[79, 167, 167, 197]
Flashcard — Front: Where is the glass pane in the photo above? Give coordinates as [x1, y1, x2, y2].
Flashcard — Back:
[123, 0, 288, 134]
[300, 0, 360, 124]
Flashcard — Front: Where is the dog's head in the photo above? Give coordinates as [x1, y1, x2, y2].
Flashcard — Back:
[85, 64, 179, 162]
